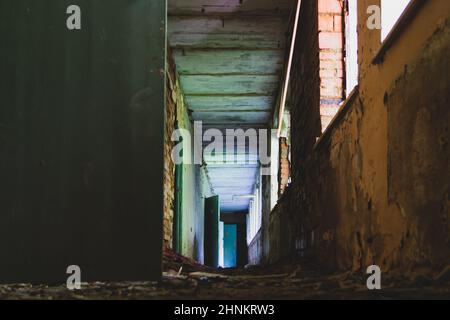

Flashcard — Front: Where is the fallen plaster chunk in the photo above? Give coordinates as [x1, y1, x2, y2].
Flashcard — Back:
[189, 272, 228, 280]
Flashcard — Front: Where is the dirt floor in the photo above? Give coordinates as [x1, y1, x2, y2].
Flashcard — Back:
[1, 251, 449, 300]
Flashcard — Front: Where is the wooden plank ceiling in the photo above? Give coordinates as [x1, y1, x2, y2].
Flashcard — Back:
[169, 0, 293, 212]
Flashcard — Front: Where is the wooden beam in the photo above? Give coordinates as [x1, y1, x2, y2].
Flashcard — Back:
[180, 75, 279, 95]
[191, 110, 270, 124]
[169, 15, 287, 34]
[169, 15, 288, 49]
[185, 95, 274, 111]
[173, 49, 283, 75]
[168, 0, 293, 14]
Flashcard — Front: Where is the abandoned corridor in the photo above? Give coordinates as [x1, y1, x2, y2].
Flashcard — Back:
[0, 0, 449, 300]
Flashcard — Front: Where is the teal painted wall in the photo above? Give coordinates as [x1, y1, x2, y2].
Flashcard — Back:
[224, 224, 237, 268]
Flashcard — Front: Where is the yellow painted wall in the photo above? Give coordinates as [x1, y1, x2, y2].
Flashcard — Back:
[269, 0, 450, 276]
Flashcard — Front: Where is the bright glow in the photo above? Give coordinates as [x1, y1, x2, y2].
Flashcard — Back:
[381, 0, 412, 41]
[345, 0, 358, 96]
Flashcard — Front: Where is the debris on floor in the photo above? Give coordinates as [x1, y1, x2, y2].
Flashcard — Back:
[1, 255, 449, 300]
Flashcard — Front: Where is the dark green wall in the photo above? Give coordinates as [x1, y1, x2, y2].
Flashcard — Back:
[204, 196, 219, 267]
[0, 0, 166, 283]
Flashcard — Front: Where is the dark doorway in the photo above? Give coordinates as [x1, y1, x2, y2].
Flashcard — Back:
[221, 212, 248, 268]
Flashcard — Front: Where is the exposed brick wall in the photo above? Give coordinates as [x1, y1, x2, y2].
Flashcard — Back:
[267, 0, 346, 263]
[287, 0, 344, 168]
[318, 0, 345, 131]
[165, 48, 212, 261]
[265, 0, 323, 263]
[278, 137, 290, 196]
[265, 0, 345, 264]
[163, 49, 177, 249]
[288, 0, 321, 184]
[266, 1, 450, 274]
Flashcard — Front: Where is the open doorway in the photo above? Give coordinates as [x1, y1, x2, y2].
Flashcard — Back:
[221, 212, 248, 268]
[223, 224, 238, 268]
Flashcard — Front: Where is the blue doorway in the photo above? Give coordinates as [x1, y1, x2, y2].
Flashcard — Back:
[223, 224, 237, 268]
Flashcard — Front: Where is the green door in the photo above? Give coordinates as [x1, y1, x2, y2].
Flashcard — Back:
[173, 163, 183, 253]
[204, 196, 220, 267]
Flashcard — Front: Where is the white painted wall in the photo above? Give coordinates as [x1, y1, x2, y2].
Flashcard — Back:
[219, 221, 224, 268]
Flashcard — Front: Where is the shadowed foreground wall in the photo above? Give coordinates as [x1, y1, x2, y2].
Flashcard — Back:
[166, 50, 213, 263]
[267, 0, 450, 274]
[0, 0, 166, 283]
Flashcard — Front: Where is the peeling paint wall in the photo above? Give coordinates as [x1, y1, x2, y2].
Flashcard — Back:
[385, 18, 450, 270]
[267, 0, 450, 274]
[165, 51, 213, 262]
[279, 137, 291, 196]
[164, 52, 177, 250]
